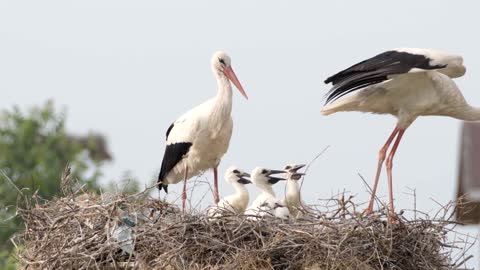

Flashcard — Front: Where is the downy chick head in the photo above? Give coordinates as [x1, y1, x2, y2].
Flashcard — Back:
[251, 167, 286, 188]
[284, 164, 306, 180]
[225, 166, 251, 185]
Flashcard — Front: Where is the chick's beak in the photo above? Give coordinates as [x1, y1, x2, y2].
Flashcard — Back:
[237, 172, 251, 185]
[289, 172, 305, 181]
[267, 169, 286, 176]
[288, 164, 306, 172]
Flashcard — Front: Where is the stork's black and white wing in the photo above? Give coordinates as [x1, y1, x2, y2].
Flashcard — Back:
[157, 124, 191, 192]
[157, 105, 205, 191]
[324, 48, 466, 104]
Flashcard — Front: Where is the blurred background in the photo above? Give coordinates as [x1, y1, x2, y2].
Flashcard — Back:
[1, 1, 479, 268]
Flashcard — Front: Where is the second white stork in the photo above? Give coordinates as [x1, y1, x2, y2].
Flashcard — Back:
[321, 48, 479, 221]
[158, 51, 248, 213]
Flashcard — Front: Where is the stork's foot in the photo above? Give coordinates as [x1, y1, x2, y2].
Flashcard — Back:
[362, 207, 374, 215]
[388, 217, 400, 224]
[362, 201, 375, 215]
[387, 211, 400, 224]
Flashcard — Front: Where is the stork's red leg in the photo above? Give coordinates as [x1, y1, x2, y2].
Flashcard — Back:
[182, 164, 189, 214]
[213, 167, 220, 204]
[385, 128, 405, 223]
[364, 126, 400, 214]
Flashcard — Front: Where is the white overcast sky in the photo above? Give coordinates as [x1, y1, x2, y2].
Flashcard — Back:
[1, 0, 479, 266]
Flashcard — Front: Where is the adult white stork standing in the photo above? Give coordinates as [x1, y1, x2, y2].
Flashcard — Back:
[321, 48, 478, 221]
[207, 166, 251, 217]
[158, 51, 248, 213]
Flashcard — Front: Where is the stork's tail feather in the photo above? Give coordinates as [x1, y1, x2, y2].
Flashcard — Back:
[157, 172, 168, 193]
[321, 104, 346, 116]
[157, 181, 168, 193]
[320, 106, 336, 116]
[321, 95, 360, 115]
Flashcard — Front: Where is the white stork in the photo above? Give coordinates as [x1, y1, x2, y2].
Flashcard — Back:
[207, 166, 251, 217]
[245, 167, 291, 219]
[321, 48, 479, 221]
[281, 164, 306, 218]
[157, 51, 248, 213]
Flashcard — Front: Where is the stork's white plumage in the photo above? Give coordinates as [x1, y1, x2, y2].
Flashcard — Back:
[158, 51, 248, 213]
[322, 48, 479, 221]
[245, 167, 291, 220]
[281, 164, 306, 218]
[207, 166, 251, 217]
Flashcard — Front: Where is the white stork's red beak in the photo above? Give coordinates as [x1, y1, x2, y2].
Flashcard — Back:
[223, 66, 248, 100]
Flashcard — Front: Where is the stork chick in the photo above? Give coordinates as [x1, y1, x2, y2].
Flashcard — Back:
[245, 167, 290, 219]
[282, 164, 306, 218]
[208, 166, 251, 217]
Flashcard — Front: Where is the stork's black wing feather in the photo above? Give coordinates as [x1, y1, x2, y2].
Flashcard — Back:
[165, 123, 174, 140]
[157, 142, 192, 191]
[324, 50, 447, 104]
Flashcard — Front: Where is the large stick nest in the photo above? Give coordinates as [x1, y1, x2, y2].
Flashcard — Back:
[13, 171, 474, 270]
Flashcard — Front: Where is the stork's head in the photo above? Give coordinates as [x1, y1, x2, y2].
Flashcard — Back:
[211, 51, 248, 100]
[225, 166, 251, 185]
[284, 164, 306, 180]
[251, 167, 286, 187]
[211, 51, 231, 70]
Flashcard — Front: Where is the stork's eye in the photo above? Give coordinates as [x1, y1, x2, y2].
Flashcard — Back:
[232, 169, 240, 174]
[285, 166, 292, 170]
[261, 169, 267, 174]
[219, 58, 226, 65]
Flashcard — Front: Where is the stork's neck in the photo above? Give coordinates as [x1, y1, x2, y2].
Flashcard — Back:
[286, 180, 300, 195]
[286, 180, 300, 202]
[259, 184, 276, 197]
[231, 182, 249, 197]
[452, 105, 480, 121]
[214, 71, 233, 106]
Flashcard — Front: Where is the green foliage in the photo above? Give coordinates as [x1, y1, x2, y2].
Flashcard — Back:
[0, 101, 112, 269]
[105, 171, 141, 194]
[0, 249, 17, 270]
[0, 102, 105, 200]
